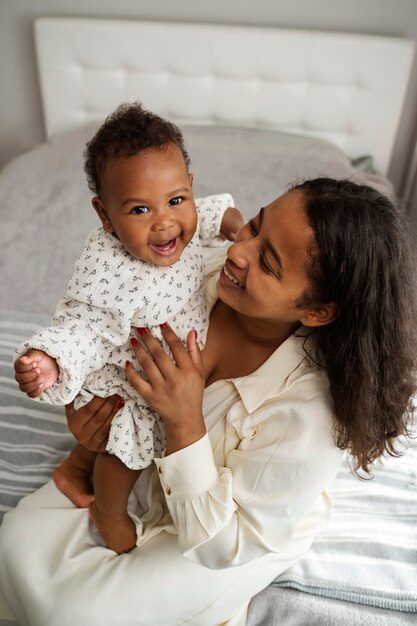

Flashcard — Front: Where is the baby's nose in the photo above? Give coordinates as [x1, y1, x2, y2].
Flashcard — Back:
[153, 215, 174, 231]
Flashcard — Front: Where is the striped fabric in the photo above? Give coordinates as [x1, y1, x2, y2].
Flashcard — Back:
[274, 432, 417, 611]
[0, 310, 73, 521]
[1, 309, 416, 613]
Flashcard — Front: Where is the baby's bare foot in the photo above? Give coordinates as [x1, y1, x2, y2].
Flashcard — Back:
[89, 502, 137, 554]
[53, 458, 94, 508]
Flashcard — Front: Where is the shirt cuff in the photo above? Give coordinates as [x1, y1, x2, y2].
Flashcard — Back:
[154, 434, 219, 501]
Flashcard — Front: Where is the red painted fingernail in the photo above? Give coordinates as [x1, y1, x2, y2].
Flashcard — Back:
[116, 398, 125, 409]
[125, 360, 131, 367]
[137, 327, 147, 336]
[130, 337, 139, 345]
[160, 322, 168, 329]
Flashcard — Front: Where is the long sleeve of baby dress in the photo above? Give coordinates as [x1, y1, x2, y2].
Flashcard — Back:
[15, 227, 149, 404]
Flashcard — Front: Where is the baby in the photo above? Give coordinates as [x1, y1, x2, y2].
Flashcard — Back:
[14, 103, 243, 553]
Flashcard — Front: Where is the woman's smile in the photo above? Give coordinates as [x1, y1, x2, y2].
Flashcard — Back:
[220, 264, 243, 288]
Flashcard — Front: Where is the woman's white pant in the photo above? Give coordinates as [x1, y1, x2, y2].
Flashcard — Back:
[0, 481, 297, 626]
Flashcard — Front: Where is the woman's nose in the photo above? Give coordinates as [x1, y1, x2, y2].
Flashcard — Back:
[227, 236, 251, 269]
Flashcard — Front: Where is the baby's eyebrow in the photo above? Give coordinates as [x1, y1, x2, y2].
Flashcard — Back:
[120, 198, 148, 207]
[169, 187, 190, 196]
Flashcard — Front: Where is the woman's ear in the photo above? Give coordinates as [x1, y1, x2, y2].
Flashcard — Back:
[92, 197, 113, 233]
[299, 302, 339, 328]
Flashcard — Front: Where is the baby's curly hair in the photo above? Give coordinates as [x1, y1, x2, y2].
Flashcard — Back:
[84, 102, 190, 195]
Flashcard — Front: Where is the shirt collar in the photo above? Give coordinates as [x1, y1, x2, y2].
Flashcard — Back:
[231, 333, 307, 413]
[203, 256, 308, 414]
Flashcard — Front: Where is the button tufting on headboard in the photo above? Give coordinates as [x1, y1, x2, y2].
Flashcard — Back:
[34, 18, 415, 175]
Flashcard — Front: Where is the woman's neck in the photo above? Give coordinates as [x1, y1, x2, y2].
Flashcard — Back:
[229, 306, 299, 350]
[202, 301, 299, 386]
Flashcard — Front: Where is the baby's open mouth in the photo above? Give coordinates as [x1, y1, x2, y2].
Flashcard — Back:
[149, 237, 179, 256]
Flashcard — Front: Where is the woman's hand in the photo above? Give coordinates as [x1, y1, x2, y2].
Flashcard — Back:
[126, 325, 206, 455]
[65, 395, 124, 452]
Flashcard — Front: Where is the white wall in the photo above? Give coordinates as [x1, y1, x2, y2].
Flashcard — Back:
[1, 0, 417, 197]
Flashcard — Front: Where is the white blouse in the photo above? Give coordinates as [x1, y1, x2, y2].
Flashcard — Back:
[132, 254, 344, 569]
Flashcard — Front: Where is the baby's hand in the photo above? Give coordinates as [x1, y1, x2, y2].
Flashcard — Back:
[14, 350, 59, 398]
[220, 207, 244, 241]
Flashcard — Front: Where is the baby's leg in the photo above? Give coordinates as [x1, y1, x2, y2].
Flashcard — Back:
[89, 452, 141, 554]
[53, 444, 97, 508]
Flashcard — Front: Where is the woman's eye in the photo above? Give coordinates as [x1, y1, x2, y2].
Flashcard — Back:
[169, 196, 183, 206]
[131, 206, 149, 215]
[260, 256, 273, 274]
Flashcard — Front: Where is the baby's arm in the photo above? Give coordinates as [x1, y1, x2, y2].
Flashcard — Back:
[195, 193, 243, 245]
[14, 350, 59, 398]
[219, 206, 244, 241]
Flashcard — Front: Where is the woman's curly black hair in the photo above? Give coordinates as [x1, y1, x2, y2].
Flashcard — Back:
[294, 178, 417, 475]
[84, 102, 190, 195]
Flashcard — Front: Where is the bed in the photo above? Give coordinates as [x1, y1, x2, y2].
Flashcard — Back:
[1, 16, 417, 625]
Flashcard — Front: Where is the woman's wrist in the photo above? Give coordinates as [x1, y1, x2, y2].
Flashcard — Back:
[164, 418, 207, 455]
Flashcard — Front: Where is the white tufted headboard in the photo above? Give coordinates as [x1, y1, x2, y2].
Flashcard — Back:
[34, 17, 415, 175]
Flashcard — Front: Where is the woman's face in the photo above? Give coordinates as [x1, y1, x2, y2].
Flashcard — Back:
[217, 189, 326, 329]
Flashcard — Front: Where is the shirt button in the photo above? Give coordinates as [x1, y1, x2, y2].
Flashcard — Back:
[158, 466, 162, 474]
[166, 487, 172, 496]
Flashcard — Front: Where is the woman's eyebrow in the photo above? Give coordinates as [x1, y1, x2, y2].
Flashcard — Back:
[260, 206, 283, 272]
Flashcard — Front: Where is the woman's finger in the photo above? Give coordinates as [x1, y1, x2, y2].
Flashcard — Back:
[66, 396, 108, 428]
[65, 395, 122, 452]
[136, 324, 191, 372]
[130, 335, 166, 382]
[186, 330, 205, 376]
[125, 360, 153, 398]
[64, 401, 76, 423]
[158, 323, 192, 369]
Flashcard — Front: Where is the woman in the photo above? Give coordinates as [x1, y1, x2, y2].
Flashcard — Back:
[1, 178, 416, 626]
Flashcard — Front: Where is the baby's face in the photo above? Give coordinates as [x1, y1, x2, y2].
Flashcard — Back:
[93, 144, 197, 266]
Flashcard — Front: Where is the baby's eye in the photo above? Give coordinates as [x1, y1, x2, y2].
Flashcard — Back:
[169, 197, 183, 206]
[131, 206, 149, 215]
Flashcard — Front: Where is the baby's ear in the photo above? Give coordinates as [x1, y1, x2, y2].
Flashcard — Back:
[188, 172, 194, 188]
[299, 302, 339, 328]
[92, 197, 113, 233]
